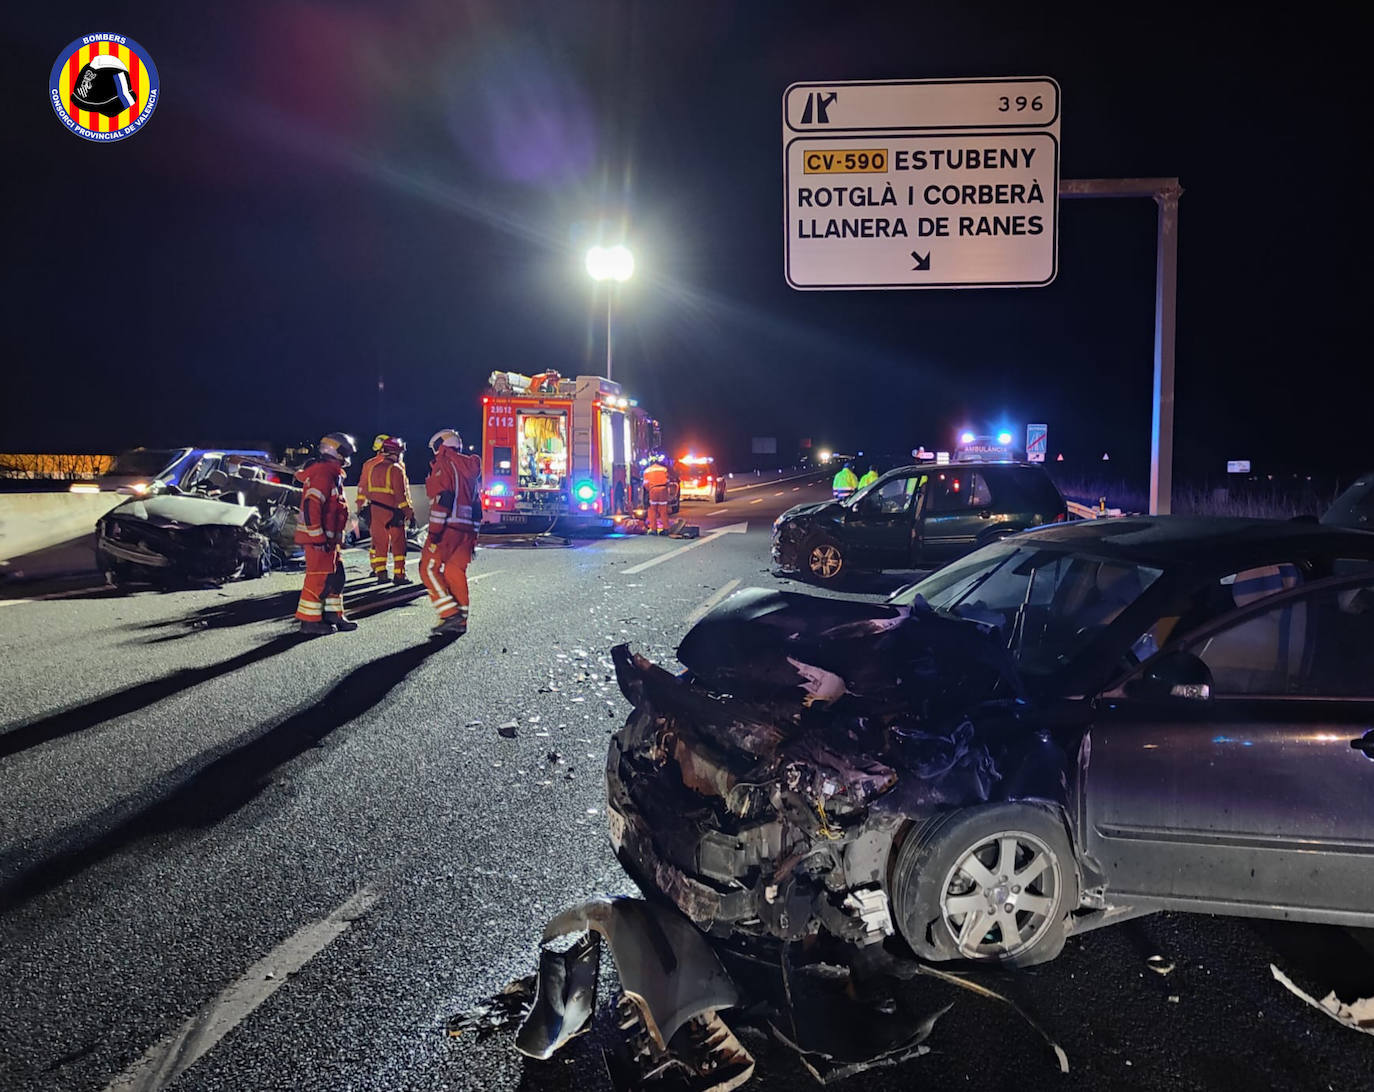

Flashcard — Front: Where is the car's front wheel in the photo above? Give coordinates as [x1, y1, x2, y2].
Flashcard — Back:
[889, 803, 1077, 967]
[804, 534, 846, 582]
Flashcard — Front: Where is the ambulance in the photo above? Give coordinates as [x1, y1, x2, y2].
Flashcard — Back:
[676, 454, 727, 503]
[480, 371, 669, 528]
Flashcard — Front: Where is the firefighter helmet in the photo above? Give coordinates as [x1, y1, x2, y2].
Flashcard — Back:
[381, 436, 405, 455]
[319, 432, 357, 466]
[372, 433, 390, 453]
[429, 428, 463, 452]
[71, 55, 137, 119]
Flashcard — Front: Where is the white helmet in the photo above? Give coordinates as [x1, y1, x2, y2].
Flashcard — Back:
[318, 432, 357, 467]
[429, 428, 463, 452]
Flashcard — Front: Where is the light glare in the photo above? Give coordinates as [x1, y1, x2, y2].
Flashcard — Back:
[586, 244, 634, 282]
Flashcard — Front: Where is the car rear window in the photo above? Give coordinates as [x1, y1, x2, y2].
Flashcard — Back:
[995, 467, 1065, 513]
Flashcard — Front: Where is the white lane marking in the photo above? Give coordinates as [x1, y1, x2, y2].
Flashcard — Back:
[685, 578, 742, 626]
[725, 469, 826, 494]
[773, 491, 785, 496]
[103, 888, 380, 1092]
[469, 570, 502, 583]
[621, 523, 748, 576]
[792, 487, 801, 492]
[749, 498, 764, 504]
[0, 600, 29, 608]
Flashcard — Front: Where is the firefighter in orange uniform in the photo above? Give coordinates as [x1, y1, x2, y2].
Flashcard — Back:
[294, 432, 358, 635]
[421, 428, 482, 638]
[358, 435, 414, 585]
[643, 454, 671, 535]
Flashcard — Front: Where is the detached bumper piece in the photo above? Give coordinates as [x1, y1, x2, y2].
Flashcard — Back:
[516, 896, 753, 1090]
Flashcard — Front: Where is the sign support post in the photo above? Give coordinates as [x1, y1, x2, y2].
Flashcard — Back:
[1059, 178, 1183, 515]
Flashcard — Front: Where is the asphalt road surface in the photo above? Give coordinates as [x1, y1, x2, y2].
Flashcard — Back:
[1, 472, 1370, 1092]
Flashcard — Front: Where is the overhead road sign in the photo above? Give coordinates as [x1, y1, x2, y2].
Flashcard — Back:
[784, 77, 1061, 290]
[1227, 460, 1251, 474]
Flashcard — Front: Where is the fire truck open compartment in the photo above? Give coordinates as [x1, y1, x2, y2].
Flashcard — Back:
[517, 412, 568, 490]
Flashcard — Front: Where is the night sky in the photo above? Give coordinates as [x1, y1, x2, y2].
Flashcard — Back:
[5, 3, 1369, 486]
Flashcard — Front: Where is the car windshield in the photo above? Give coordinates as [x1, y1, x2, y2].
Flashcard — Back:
[106, 449, 180, 477]
[894, 544, 1165, 675]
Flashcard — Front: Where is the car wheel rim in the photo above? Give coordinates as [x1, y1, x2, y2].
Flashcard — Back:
[938, 830, 1061, 961]
[808, 544, 842, 578]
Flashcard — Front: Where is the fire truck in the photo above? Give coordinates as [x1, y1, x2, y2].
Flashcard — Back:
[480, 371, 671, 529]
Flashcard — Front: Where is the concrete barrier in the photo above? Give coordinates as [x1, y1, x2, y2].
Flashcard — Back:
[0, 487, 437, 583]
[0, 493, 123, 581]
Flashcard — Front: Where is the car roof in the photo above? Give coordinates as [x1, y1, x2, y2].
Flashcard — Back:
[1010, 515, 1374, 566]
[881, 461, 1047, 476]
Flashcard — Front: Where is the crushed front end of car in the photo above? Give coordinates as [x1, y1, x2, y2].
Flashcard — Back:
[95, 493, 267, 587]
[517, 588, 1074, 1085]
[605, 589, 1030, 951]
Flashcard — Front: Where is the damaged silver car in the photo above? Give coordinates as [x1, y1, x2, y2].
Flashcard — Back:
[95, 454, 302, 587]
[520, 517, 1374, 1082]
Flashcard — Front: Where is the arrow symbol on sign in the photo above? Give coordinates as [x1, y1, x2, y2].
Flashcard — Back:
[910, 250, 931, 271]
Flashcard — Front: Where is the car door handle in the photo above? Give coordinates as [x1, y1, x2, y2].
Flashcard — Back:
[1352, 731, 1374, 757]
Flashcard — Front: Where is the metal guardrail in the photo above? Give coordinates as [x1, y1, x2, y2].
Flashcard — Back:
[1066, 500, 1125, 520]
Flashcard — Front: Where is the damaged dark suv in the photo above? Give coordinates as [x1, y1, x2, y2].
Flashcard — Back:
[607, 517, 1374, 973]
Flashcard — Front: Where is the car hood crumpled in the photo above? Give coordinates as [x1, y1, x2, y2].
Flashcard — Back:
[108, 493, 258, 528]
[674, 586, 1025, 711]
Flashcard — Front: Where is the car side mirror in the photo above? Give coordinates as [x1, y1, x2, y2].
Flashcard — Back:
[1124, 650, 1213, 702]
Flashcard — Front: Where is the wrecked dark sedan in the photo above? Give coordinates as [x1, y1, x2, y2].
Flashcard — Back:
[605, 517, 1374, 977]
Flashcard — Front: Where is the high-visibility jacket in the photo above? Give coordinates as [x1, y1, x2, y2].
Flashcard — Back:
[294, 459, 349, 545]
[426, 448, 482, 539]
[358, 454, 413, 513]
[833, 467, 858, 491]
[858, 470, 879, 488]
[643, 463, 670, 492]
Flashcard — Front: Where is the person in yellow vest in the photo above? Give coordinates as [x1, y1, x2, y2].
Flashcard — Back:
[357, 435, 414, 584]
[832, 461, 859, 500]
[857, 464, 880, 489]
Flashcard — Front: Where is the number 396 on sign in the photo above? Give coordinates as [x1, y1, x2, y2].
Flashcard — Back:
[803, 149, 889, 174]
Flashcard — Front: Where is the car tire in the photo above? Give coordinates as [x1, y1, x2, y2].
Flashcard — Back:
[889, 803, 1078, 968]
[803, 534, 847, 583]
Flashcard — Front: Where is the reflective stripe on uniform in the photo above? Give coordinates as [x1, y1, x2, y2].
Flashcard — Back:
[305, 488, 326, 501]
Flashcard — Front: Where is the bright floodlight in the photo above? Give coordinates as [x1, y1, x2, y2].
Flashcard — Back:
[959, 431, 975, 445]
[818, 449, 832, 463]
[997, 431, 1013, 446]
[586, 244, 635, 282]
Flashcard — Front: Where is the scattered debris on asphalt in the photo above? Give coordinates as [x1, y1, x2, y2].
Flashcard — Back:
[1271, 963, 1374, 1036]
[1146, 954, 1176, 976]
[446, 975, 536, 1040]
[497, 720, 519, 739]
[471, 893, 1070, 1088]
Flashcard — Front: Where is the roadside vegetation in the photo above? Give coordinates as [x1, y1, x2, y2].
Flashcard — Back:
[1049, 471, 1345, 520]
